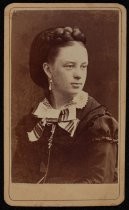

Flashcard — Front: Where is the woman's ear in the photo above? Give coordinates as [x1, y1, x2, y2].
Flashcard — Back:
[43, 62, 52, 79]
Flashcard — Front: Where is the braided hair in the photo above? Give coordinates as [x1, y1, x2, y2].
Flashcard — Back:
[29, 26, 87, 90]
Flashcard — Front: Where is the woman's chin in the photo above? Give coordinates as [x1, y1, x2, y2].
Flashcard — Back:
[65, 89, 82, 96]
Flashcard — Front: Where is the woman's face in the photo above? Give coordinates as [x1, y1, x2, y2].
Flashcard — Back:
[48, 42, 88, 97]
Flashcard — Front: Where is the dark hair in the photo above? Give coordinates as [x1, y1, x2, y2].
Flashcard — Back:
[29, 26, 86, 90]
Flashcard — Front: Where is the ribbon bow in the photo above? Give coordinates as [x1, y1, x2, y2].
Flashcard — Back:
[27, 102, 79, 142]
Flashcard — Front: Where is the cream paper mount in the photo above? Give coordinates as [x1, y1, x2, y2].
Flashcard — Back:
[4, 3, 126, 207]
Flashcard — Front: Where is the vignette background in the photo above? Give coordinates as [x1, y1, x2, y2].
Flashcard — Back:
[11, 10, 119, 154]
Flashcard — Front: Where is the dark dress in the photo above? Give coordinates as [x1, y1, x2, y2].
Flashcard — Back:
[12, 96, 118, 183]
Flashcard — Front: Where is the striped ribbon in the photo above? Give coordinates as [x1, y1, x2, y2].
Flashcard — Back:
[27, 108, 80, 142]
[27, 91, 89, 142]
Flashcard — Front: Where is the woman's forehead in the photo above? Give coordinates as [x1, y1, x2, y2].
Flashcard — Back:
[57, 43, 88, 62]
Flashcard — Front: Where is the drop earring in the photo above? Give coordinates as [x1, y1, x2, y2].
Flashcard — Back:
[49, 79, 52, 91]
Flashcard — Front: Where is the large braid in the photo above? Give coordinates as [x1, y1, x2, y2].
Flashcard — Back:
[40, 26, 86, 44]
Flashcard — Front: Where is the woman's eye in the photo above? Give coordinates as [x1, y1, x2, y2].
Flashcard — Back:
[81, 65, 87, 70]
[64, 64, 74, 69]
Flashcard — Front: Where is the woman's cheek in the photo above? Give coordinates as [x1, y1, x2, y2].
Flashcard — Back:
[83, 70, 87, 80]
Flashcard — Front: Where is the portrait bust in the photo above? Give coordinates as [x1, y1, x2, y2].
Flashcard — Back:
[12, 26, 118, 184]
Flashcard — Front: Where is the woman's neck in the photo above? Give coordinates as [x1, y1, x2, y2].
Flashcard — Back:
[49, 91, 75, 109]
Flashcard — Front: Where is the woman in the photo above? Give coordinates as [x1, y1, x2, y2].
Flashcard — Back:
[12, 26, 118, 183]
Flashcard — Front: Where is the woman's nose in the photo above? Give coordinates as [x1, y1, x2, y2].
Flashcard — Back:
[73, 68, 82, 79]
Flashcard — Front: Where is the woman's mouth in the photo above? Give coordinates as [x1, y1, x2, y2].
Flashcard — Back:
[71, 83, 82, 88]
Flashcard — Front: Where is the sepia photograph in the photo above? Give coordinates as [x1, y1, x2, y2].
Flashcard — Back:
[4, 3, 126, 206]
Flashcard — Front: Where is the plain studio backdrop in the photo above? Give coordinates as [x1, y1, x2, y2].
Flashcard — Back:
[11, 10, 119, 154]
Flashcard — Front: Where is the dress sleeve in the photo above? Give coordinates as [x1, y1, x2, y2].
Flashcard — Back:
[12, 114, 41, 183]
[80, 113, 118, 183]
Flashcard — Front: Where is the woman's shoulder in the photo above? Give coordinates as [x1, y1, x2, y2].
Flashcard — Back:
[76, 95, 118, 143]
[77, 95, 106, 122]
[15, 108, 39, 139]
[87, 95, 101, 108]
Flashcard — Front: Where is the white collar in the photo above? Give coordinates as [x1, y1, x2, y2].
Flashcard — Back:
[32, 91, 88, 119]
[27, 91, 88, 141]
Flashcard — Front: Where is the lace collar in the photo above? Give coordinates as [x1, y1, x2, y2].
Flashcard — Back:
[32, 91, 88, 118]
